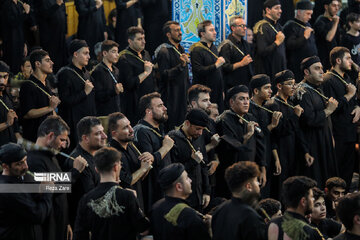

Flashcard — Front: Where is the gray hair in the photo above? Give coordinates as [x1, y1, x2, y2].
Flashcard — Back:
[229, 15, 244, 27]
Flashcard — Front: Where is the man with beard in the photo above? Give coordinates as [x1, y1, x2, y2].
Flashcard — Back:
[253, 0, 286, 83]
[117, 27, 155, 124]
[215, 85, 266, 198]
[156, 21, 189, 131]
[64, 116, 107, 227]
[322, 47, 360, 189]
[20, 49, 61, 142]
[268, 176, 322, 240]
[283, 0, 318, 82]
[219, 15, 254, 90]
[108, 112, 154, 210]
[190, 20, 226, 113]
[293, 56, 338, 187]
[150, 163, 211, 240]
[0, 143, 53, 240]
[168, 109, 211, 211]
[57, 39, 96, 150]
[248, 74, 282, 196]
[314, 0, 341, 71]
[212, 161, 267, 240]
[27, 115, 88, 240]
[133, 92, 174, 214]
[91, 40, 123, 116]
[0, 61, 21, 145]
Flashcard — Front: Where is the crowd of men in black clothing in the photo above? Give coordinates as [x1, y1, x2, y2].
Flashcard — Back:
[2, 0, 360, 239]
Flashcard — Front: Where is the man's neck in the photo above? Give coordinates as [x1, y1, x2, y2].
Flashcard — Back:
[72, 59, 84, 70]
[324, 11, 333, 20]
[129, 46, 142, 55]
[265, 14, 277, 24]
[167, 192, 187, 200]
[348, 227, 360, 237]
[103, 58, 113, 71]
[252, 95, 265, 106]
[200, 38, 213, 48]
[231, 33, 243, 42]
[143, 117, 160, 129]
[168, 38, 180, 48]
[231, 107, 245, 117]
[79, 142, 96, 156]
[286, 207, 305, 217]
[306, 78, 321, 86]
[347, 28, 360, 37]
[99, 174, 117, 183]
[181, 125, 192, 140]
[277, 91, 289, 101]
[333, 66, 345, 77]
[112, 137, 128, 150]
[32, 70, 47, 85]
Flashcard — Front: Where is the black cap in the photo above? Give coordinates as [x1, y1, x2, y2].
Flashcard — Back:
[158, 163, 185, 190]
[0, 61, 10, 73]
[226, 85, 249, 102]
[0, 143, 26, 165]
[274, 70, 295, 84]
[250, 74, 271, 92]
[185, 109, 209, 127]
[300, 56, 321, 72]
[296, 0, 314, 10]
[264, 0, 281, 9]
[69, 39, 88, 55]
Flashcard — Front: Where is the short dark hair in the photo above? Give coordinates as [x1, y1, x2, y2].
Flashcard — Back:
[76, 116, 102, 140]
[337, 192, 360, 230]
[225, 161, 260, 193]
[29, 49, 49, 70]
[108, 8, 117, 25]
[163, 21, 180, 35]
[346, 12, 360, 28]
[282, 176, 317, 209]
[329, 46, 350, 67]
[313, 187, 325, 201]
[187, 84, 211, 103]
[94, 147, 121, 174]
[258, 198, 282, 218]
[127, 26, 145, 40]
[197, 20, 213, 38]
[37, 115, 70, 138]
[21, 56, 30, 67]
[325, 177, 346, 191]
[101, 40, 119, 53]
[138, 92, 162, 119]
[108, 112, 126, 135]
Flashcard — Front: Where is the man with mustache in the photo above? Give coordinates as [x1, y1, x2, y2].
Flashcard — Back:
[133, 92, 174, 214]
[0, 61, 21, 146]
[156, 21, 189, 131]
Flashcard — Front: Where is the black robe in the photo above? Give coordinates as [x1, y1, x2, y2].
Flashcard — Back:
[19, 75, 54, 142]
[0, 174, 52, 240]
[314, 15, 340, 71]
[133, 119, 171, 214]
[156, 41, 189, 131]
[57, 63, 97, 148]
[0, 0, 26, 73]
[109, 138, 145, 210]
[254, 17, 287, 80]
[191, 41, 224, 112]
[283, 19, 318, 82]
[117, 47, 155, 124]
[0, 93, 19, 146]
[219, 33, 254, 90]
[168, 128, 210, 210]
[91, 62, 121, 116]
[35, 0, 68, 72]
[323, 70, 358, 188]
[150, 196, 211, 240]
[74, 182, 150, 240]
[311, 218, 342, 239]
[212, 197, 267, 240]
[75, 0, 105, 55]
[293, 82, 338, 187]
[334, 232, 360, 240]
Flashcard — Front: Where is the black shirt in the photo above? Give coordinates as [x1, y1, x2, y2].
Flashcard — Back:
[311, 218, 342, 239]
[340, 33, 360, 65]
[0, 93, 19, 145]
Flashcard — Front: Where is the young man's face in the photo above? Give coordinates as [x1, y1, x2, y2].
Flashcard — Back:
[311, 196, 326, 222]
[0, 71, 9, 91]
[267, 4, 282, 21]
[202, 24, 217, 42]
[150, 97, 168, 123]
[349, 19, 360, 31]
[328, 186, 345, 201]
[129, 33, 146, 52]
[339, 52, 353, 72]
[168, 24, 182, 43]
[306, 62, 324, 84]
[192, 92, 211, 114]
[325, 1, 341, 17]
[103, 46, 119, 64]
[37, 55, 54, 74]
[278, 79, 296, 97]
[21, 60, 33, 79]
[304, 188, 315, 215]
[74, 47, 90, 67]
[297, 9, 313, 23]
[255, 83, 272, 101]
[112, 117, 134, 143]
[230, 92, 250, 115]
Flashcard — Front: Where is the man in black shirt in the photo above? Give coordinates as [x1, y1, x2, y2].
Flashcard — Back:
[57, 39, 96, 149]
[219, 15, 253, 90]
[74, 147, 150, 240]
[190, 20, 226, 112]
[20, 49, 61, 142]
[324, 177, 346, 219]
[91, 40, 123, 116]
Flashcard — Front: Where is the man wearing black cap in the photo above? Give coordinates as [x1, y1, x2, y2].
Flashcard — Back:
[216, 85, 266, 198]
[168, 109, 211, 210]
[0, 61, 21, 145]
[150, 163, 211, 240]
[293, 56, 338, 187]
[323, 47, 360, 189]
[254, 0, 287, 79]
[249, 74, 282, 196]
[314, 0, 341, 71]
[0, 143, 53, 240]
[212, 161, 266, 240]
[271, 70, 313, 197]
[283, 0, 318, 82]
[20, 49, 61, 142]
[57, 39, 96, 150]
